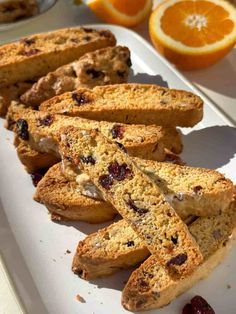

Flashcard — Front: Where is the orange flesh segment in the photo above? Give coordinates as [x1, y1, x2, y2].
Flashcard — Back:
[161, 0, 234, 47]
[109, 0, 147, 16]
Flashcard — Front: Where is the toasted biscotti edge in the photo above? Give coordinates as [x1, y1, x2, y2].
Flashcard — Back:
[0, 27, 116, 86]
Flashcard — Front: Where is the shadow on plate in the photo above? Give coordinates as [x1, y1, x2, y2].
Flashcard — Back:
[182, 125, 236, 168]
[183, 49, 236, 99]
[129, 69, 169, 87]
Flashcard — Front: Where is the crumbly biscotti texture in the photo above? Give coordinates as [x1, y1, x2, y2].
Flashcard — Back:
[6, 104, 174, 162]
[20, 46, 131, 107]
[39, 84, 203, 127]
[73, 206, 236, 280]
[14, 136, 59, 173]
[72, 219, 150, 279]
[0, 0, 38, 23]
[34, 163, 117, 223]
[59, 126, 203, 276]
[0, 27, 116, 86]
[122, 206, 236, 311]
[0, 80, 34, 117]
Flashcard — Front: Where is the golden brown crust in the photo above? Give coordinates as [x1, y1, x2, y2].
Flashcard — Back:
[59, 126, 203, 277]
[0, 27, 116, 86]
[39, 84, 203, 127]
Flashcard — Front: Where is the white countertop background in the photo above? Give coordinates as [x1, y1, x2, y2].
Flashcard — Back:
[0, 0, 235, 125]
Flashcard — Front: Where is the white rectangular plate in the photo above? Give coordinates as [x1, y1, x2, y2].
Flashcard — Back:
[0, 24, 236, 314]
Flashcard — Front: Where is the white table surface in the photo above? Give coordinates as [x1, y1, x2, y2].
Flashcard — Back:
[0, 0, 235, 125]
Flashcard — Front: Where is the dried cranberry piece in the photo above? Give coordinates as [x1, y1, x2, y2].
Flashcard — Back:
[193, 185, 203, 194]
[117, 70, 126, 77]
[20, 48, 40, 56]
[16, 119, 29, 140]
[191, 296, 215, 314]
[126, 240, 134, 247]
[166, 253, 187, 267]
[21, 38, 35, 45]
[37, 114, 54, 127]
[99, 175, 113, 190]
[182, 303, 192, 314]
[83, 35, 92, 41]
[86, 69, 104, 79]
[126, 196, 148, 215]
[99, 30, 111, 38]
[80, 155, 96, 165]
[30, 169, 47, 187]
[72, 92, 90, 105]
[108, 161, 132, 181]
[115, 142, 127, 153]
[82, 27, 94, 33]
[111, 124, 125, 139]
[126, 57, 132, 67]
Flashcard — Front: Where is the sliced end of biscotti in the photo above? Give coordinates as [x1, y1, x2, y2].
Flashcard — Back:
[34, 163, 117, 223]
[59, 126, 203, 277]
[122, 207, 236, 311]
[0, 27, 116, 86]
[72, 219, 150, 279]
[20, 45, 131, 107]
[39, 83, 203, 127]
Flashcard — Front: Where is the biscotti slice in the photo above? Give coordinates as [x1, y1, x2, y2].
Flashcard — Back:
[73, 158, 234, 218]
[73, 205, 236, 280]
[0, 0, 38, 23]
[39, 84, 203, 127]
[34, 163, 116, 223]
[72, 219, 150, 279]
[0, 27, 116, 86]
[59, 126, 203, 276]
[20, 46, 131, 107]
[122, 207, 236, 311]
[6, 104, 171, 162]
[14, 136, 59, 173]
[72, 216, 193, 279]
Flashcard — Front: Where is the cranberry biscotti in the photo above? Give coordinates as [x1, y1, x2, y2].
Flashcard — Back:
[59, 126, 203, 276]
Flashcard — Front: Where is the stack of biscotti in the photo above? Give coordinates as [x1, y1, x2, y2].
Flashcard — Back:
[1, 26, 235, 312]
[0, 27, 117, 116]
[57, 126, 235, 311]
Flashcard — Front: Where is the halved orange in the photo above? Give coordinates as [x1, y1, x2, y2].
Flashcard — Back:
[87, 0, 153, 27]
[149, 0, 236, 70]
